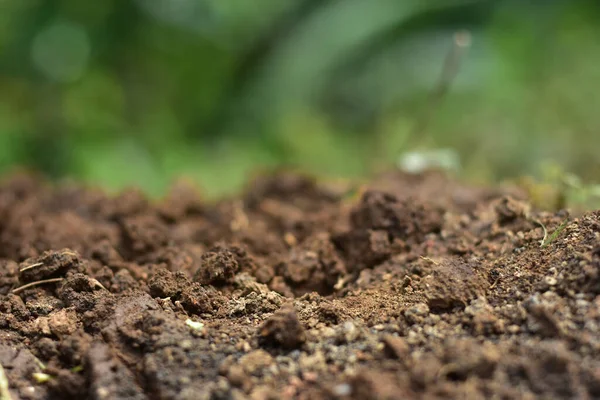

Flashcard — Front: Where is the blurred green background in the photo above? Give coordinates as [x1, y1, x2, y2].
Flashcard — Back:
[1, 0, 600, 199]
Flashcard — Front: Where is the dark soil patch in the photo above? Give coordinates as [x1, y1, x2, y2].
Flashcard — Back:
[0, 170, 599, 399]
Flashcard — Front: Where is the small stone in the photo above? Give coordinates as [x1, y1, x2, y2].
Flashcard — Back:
[339, 321, 359, 343]
[404, 303, 430, 324]
[321, 327, 336, 338]
[299, 351, 326, 372]
[382, 335, 409, 359]
[258, 305, 305, 350]
[180, 340, 193, 350]
[333, 383, 352, 397]
[239, 350, 273, 376]
[303, 372, 318, 382]
[33, 316, 51, 336]
[227, 365, 248, 388]
[544, 276, 557, 286]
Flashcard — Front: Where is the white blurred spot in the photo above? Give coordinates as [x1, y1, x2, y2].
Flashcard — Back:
[333, 383, 352, 396]
[31, 20, 90, 83]
[398, 148, 460, 174]
[454, 30, 472, 48]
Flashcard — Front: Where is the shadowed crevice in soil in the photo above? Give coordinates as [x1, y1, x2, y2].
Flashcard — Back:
[0, 170, 599, 399]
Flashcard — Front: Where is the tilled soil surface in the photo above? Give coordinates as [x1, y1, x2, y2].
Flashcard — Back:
[0, 171, 599, 400]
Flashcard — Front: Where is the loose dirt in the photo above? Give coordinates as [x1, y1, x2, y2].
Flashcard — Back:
[0, 170, 599, 399]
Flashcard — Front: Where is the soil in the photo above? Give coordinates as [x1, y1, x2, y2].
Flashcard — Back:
[0, 170, 599, 399]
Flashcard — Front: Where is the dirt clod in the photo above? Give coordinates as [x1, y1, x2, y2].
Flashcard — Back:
[194, 245, 240, 285]
[19, 249, 84, 283]
[419, 258, 487, 311]
[87, 342, 147, 400]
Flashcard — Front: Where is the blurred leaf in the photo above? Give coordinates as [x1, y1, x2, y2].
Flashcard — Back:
[0, 0, 599, 199]
[63, 70, 125, 133]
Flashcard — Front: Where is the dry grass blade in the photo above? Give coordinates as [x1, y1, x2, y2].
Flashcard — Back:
[0, 363, 11, 400]
[19, 262, 43, 273]
[420, 256, 440, 266]
[541, 218, 569, 248]
[89, 278, 107, 291]
[532, 219, 549, 247]
[11, 278, 64, 294]
[32, 356, 46, 371]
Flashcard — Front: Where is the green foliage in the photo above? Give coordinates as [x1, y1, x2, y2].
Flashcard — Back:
[0, 0, 599, 198]
[521, 162, 600, 212]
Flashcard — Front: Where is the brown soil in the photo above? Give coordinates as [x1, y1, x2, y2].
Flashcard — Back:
[0, 170, 599, 400]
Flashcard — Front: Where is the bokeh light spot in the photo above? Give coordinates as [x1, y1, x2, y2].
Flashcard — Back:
[31, 20, 91, 83]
